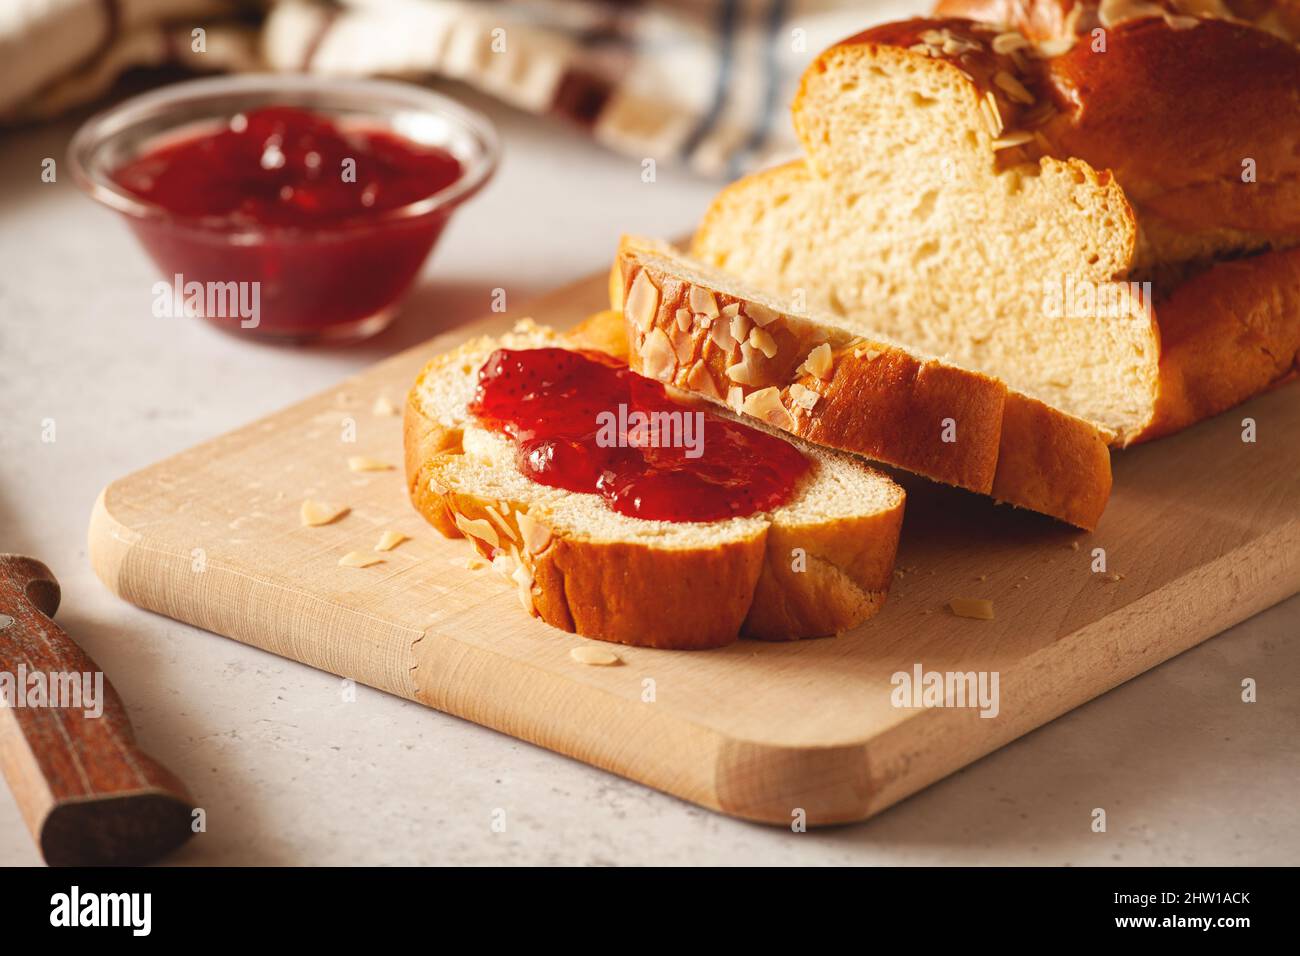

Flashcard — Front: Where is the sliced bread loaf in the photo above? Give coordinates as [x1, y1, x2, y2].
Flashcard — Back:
[404, 320, 906, 648]
[691, 16, 1300, 445]
[616, 237, 1111, 530]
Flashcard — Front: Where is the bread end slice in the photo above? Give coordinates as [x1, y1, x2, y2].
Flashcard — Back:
[404, 320, 905, 648]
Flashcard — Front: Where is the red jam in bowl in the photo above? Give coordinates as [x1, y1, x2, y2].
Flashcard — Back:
[110, 106, 467, 341]
[468, 348, 811, 522]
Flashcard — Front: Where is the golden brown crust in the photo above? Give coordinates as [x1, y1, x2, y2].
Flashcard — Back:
[620, 246, 1111, 529]
[1141, 246, 1300, 441]
[402, 326, 905, 648]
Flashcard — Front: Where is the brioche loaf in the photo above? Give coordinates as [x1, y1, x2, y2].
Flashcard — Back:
[617, 236, 1111, 530]
[692, 10, 1300, 445]
[404, 320, 906, 648]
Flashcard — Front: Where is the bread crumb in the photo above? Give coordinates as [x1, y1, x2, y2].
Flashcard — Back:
[949, 598, 994, 620]
[455, 556, 488, 571]
[338, 551, 383, 568]
[1104, 572, 1124, 583]
[1069, 540, 1080, 551]
[374, 530, 408, 552]
[300, 500, 349, 527]
[569, 645, 622, 667]
[348, 456, 394, 472]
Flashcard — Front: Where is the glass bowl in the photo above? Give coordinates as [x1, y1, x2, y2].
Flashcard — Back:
[69, 74, 498, 344]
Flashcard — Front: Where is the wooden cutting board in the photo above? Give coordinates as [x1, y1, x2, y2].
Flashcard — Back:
[88, 271, 1300, 826]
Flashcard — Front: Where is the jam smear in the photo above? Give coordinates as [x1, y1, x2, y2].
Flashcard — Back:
[468, 348, 810, 522]
[112, 106, 463, 228]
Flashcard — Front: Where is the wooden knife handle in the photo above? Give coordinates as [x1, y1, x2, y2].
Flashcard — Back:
[0, 554, 194, 865]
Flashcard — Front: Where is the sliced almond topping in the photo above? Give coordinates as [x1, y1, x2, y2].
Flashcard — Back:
[569, 645, 622, 666]
[709, 317, 736, 351]
[748, 326, 778, 359]
[300, 500, 349, 527]
[491, 553, 515, 578]
[688, 285, 719, 317]
[994, 70, 1035, 105]
[338, 551, 383, 568]
[374, 529, 408, 552]
[625, 269, 661, 332]
[686, 360, 722, 400]
[992, 130, 1035, 150]
[789, 383, 820, 411]
[726, 385, 744, 412]
[453, 512, 500, 549]
[745, 302, 780, 327]
[347, 455, 394, 472]
[484, 505, 518, 544]
[981, 90, 1004, 137]
[674, 308, 694, 331]
[949, 598, 995, 620]
[729, 312, 751, 345]
[798, 342, 833, 380]
[741, 386, 796, 431]
[1164, 13, 1199, 30]
[991, 31, 1030, 54]
[671, 326, 695, 364]
[642, 326, 676, 381]
[371, 395, 399, 417]
[1033, 36, 1076, 57]
[695, 313, 714, 328]
[720, 302, 741, 318]
[516, 510, 554, 555]
[725, 344, 765, 387]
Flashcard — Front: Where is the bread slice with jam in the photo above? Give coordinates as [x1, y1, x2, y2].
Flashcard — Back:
[404, 319, 905, 649]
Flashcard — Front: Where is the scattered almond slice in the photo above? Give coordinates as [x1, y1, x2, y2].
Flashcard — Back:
[338, 551, 383, 569]
[949, 598, 995, 620]
[455, 555, 488, 571]
[300, 500, 349, 527]
[374, 529, 408, 552]
[569, 645, 622, 666]
[799, 342, 833, 380]
[371, 395, 399, 417]
[348, 456, 395, 472]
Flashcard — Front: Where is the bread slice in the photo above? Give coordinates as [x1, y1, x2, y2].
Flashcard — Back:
[616, 236, 1111, 530]
[403, 319, 905, 648]
[690, 20, 1156, 436]
[693, 17, 1300, 445]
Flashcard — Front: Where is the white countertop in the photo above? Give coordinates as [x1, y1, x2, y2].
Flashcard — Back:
[1, 86, 1296, 867]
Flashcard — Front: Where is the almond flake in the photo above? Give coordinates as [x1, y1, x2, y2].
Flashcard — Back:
[726, 385, 744, 412]
[569, 645, 622, 666]
[799, 342, 833, 380]
[720, 302, 741, 318]
[338, 551, 383, 569]
[642, 326, 676, 380]
[745, 302, 780, 327]
[729, 312, 751, 345]
[709, 318, 736, 351]
[686, 360, 722, 400]
[300, 500, 349, 527]
[789, 383, 820, 411]
[992, 130, 1035, 150]
[374, 529, 408, 552]
[674, 308, 693, 331]
[991, 31, 1030, 54]
[994, 70, 1035, 105]
[749, 326, 778, 359]
[456, 555, 488, 570]
[949, 598, 995, 620]
[741, 386, 796, 431]
[688, 286, 719, 317]
[453, 512, 499, 549]
[516, 510, 553, 555]
[625, 269, 660, 332]
[725, 344, 765, 386]
[347, 456, 394, 472]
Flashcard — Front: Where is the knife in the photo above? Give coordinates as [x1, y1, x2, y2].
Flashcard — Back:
[0, 553, 194, 865]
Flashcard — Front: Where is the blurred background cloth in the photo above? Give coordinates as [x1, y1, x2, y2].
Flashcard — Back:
[0, 0, 923, 177]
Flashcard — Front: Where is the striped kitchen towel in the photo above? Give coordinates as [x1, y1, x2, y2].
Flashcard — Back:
[0, 0, 924, 177]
